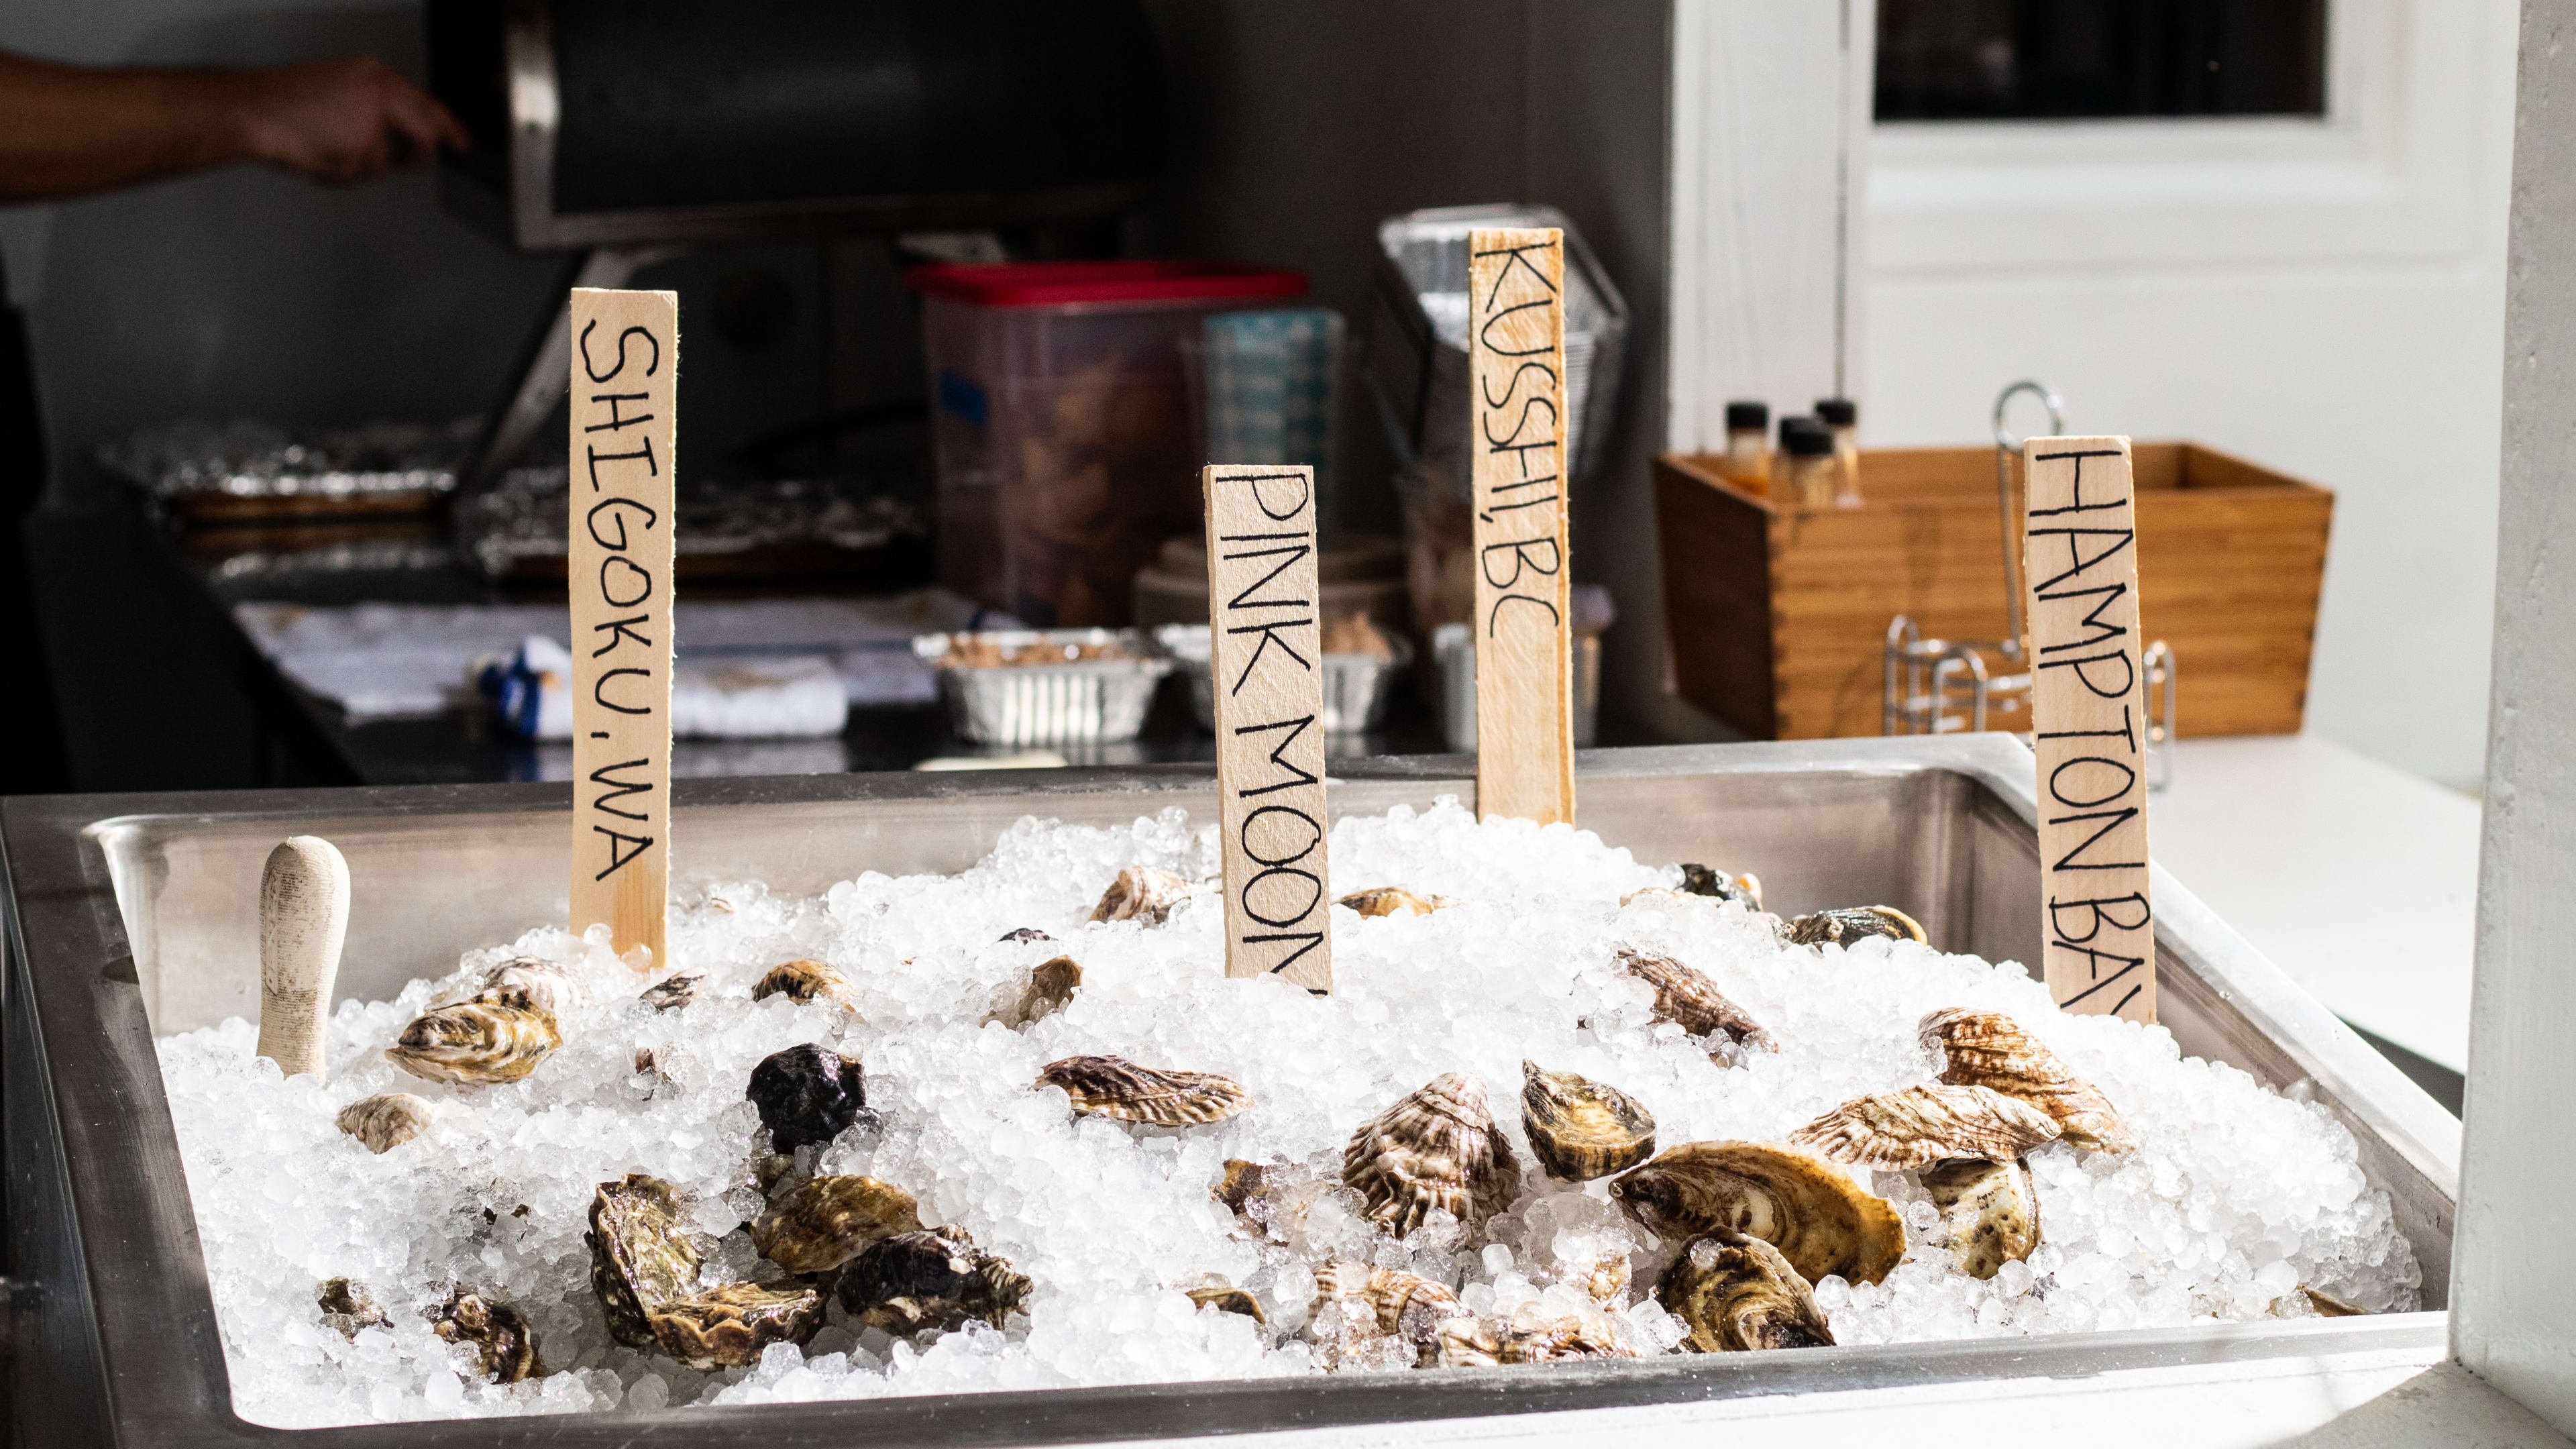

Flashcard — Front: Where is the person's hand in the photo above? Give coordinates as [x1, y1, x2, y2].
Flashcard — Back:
[219, 57, 469, 185]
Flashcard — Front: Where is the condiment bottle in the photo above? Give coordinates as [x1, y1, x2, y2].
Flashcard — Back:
[1778, 416, 1836, 506]
[1723, 400, 1770, 492]
[1816, 397, 1862, 506]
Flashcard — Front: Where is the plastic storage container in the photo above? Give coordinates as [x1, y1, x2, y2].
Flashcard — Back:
[913, 261, 1307, 628]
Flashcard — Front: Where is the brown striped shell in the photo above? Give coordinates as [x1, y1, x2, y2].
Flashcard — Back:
[386, 998, 559, 1086]
[1091, 865, 1192, 925]
[1921, 1157, 2042, 1279]
[753, 958, 858, 1009]
[1785, 905, 1927, 948]
[429, 1287, 542, 1383]
[1338, 887, 1450, 918]
[335, 1091, 434, 1154]
[1919, 1008, 2137, 1152]
[648, 1281, 826, 1369]
[750, 1175, 926, 1275]
[1434, 1309, 1640, 1366]
[1615, 947, 1776, 1055]
[1342, 1072, 1521, 1235]
[448, 956, 587, 1019]
[1519, 1061, 1657, 1181]
[638, 970, 702, 1011]
[998, 954, 1082, 1028]
[1187, 1284, 1267, 1322]
[1789, 1083, 2064, 1169]
[317, 1277, 386, 1338]
[586, 1173, 698, 1350]
[1038, 1055, 1252, 1126]
[1312, 1262, 1471, 1366]
[1609, 1140, 1906, 1285]
[837, 1227, 1031, 1336]
[1657, 1228, 1834, 1352]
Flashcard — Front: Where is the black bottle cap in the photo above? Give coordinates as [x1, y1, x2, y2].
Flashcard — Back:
[1779, 417, 1833, 455]
[1725, 400, 1769, 431]
[1815, 397, 1858, 427]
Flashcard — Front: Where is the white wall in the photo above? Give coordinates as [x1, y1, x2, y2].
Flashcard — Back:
[1860, 0, 2515, 792]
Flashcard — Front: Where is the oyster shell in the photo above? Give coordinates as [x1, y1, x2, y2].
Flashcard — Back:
[753, 958, 859, 1009]
[1680, 863, 1763, 910]
[1091, 865, 1192, 924]
[453, 956, 587, 1019]
[1520, 1061, 1657, 1181]
[1342, 1071, 1521, 1235]
[385, 998, 559, 1086]
[1311, 1262, 1471, 1366]
[317, 1277, 386, 1338]
[747, 1043, 872, 1151]
[1784, 905, 1927, 948]
[1615, 947, 1776, 1055]
[1187, 1284, 1267, 1323]
[1921, 1157, 2041, 1279]
[1657, 1228, 1834, 1352]
[649, 1281, 827, 1369]
[429, 1287, 541, 1383]
[1578, 1250, 1633, 1307]
[750, 1175, 925, 1275]
[837, 1227, 1032, 1336]
[2301, 1285, 2367, 1317]
[1338, 887, 1449, 918]
[586, 1173, 700, 1349]
[334, 1091, 433, 1154]
[638, 970, 702, 1011]
[1788, 1083, 2063, 1170]
[1433, 1309, 1639, 1366]
[998, 954, 1082, 1028]
[1919, 1008, 2136, 1152]
[998, 927, 1055, 944]
[1038, 1054, 1252, 1126]
[1214, 1158, 1271, 1220]
[1608, 1140, 1906, 1285]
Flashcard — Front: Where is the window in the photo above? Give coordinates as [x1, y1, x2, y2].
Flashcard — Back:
[1875, 0, 2328, 121]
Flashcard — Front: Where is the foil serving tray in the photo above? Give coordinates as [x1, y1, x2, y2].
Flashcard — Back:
[0, 737, 2459, 1447]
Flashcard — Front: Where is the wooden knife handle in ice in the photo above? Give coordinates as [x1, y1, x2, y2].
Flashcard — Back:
[258, 836, 350, 1081]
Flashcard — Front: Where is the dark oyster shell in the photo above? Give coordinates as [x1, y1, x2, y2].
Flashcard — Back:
[1657, 1228, 1834, 1352]
[998, 927, 1055, 945]
[837, 1228, 1032, 1336]
[999, 954, 1082, 1028]
[1520, 1060, 1656, 1181]
[747, 1043, 871, 1151]
[1677, 863, 1763, 910]
[1213, 1159, 1273, 1230]
[639, 971, 702, 1011]
[1785, 905, 1927, 948]
[1038, 1054, 1252, 1126]
[1187, 1285, 1267, 1323]
[429, 1287, 542, 1383]
[752, 958, 857, 1008]
[586, 1173, 699, 1350]
[1614, 947, 1775, 1055]
[649, 1281, 826, 1369]
[751, 1175, 925, 1275]
[317, 1277, 386, 1338]
[385, 998, 560, 1086]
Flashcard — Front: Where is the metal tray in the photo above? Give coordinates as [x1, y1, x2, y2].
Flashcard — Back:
[0, 737, 2460, 1448]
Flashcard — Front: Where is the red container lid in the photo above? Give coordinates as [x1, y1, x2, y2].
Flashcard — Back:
[908, 260, 1307, 308]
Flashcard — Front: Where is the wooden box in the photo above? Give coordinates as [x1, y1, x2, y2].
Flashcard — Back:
[1653, 443, 2333, 740]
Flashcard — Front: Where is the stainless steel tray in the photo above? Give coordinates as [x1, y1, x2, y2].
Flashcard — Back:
[0, 737, 2460, 1448]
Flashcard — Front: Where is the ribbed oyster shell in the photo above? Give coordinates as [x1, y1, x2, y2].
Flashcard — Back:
[1789, 1083, 2063, 1169]
[586, 1174, 698, 1349]
[1919, 1008, 2137, 1152]
[998, 926, 1055, 945]
[449, 956, 588, 1019]
[317, 1277, 386, 1338]
[1337, 887, 1450, 918]
[385, 998, 559, 1086]
[747, 1042, 871, 1150]
[1658, 1228, 1834, 1351]
[1433, 1308, 1640, 1366]
[429, 1287, 541, 1383]
[1091, 865, 1192, 924]
[1520, 1060, 1656, 1181]
[750, 1175, 925, 1275]
[1609, 1140, 1906, 1285]
[1615, 947, 1776, 1055]
[1038, 1054, 1252, 1126]
[638, 970, 702, 1011]
[1342, 1071, 1521, 1235]
[753, 958, 858, 1009]
[1311, 1262, 1471, 1366]
[1921, 1157, 2041, 1279]
[649, 1281, 826, 1370]
[997, 954, 1082, 1028]
[335, 1091, 434, 1154]
[1187, 1284, 1267, 1322]
[1681, 863, 1763, 910]
[2302, 1285, 2367, 1317]
[837, 1227, 1032, 1336]
[1785, 905, 1927, 947]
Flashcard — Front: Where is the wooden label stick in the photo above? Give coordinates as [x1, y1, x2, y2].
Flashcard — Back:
[568, 287, 678, 971]
[2023, 435, 2156, 1023]
[1466, 227, 1575, 825]
[1204, 464, 1334, 995]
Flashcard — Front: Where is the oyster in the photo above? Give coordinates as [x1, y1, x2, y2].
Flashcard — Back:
[1520, 1061, 1657, 1181]
[1615, 947, 1776, 1055]
[1091, 865, 1192, 925]
[1784, 905, 1927, 948]
[1338, 887, 1449, 918]
[753, 957, 859, 1009]
[1608, 1140, 1906, 1285]
[1312, 1262, 1472, 1366]
[429, 1287, 541, 1383]
[1919, 1008, 2136, 1152]
[837, 1227, 1032, 1336]
[2301, 1285, 2367, 1318]
[638, 970, 702, 1011]
[751, 1175, 925, 1275]
[1433, 1309, 1639, 1366]
[1658, 1228, 1834, 1352]
[747, 1043, 872, 1151]
[1578, 1250, 1634, 1306]
[1038, 1054, 1252, 1126]
[1788, 1083, 2063, 1170]
[317, 1277, 386, 1338]
[453, 956, 587, 1018]
[1187, 1284, 1268, 1323]
[1680, 863, 1764, 910]
[998, 953, 1082, 1028]
[649, 1281, 827, 1370]
[1342, 1071, 1521, 1235]
[334, 1091, 434, 1154]
[385, 998, 559, 1086]
[998, 927, 1055, 944]
[586, 1174, 700, 1349]
[1921, 1157, 2041, 1279]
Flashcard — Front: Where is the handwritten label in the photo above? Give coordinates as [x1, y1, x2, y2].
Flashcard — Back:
[2024, 435, 2155, 1022]
[1467, 227, 1576, 825]
[568, 288, 678, 970]
[1204, 464, 1334, 995]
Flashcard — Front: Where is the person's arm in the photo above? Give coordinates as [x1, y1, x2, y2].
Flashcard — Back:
[0, 52, 470, 203]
